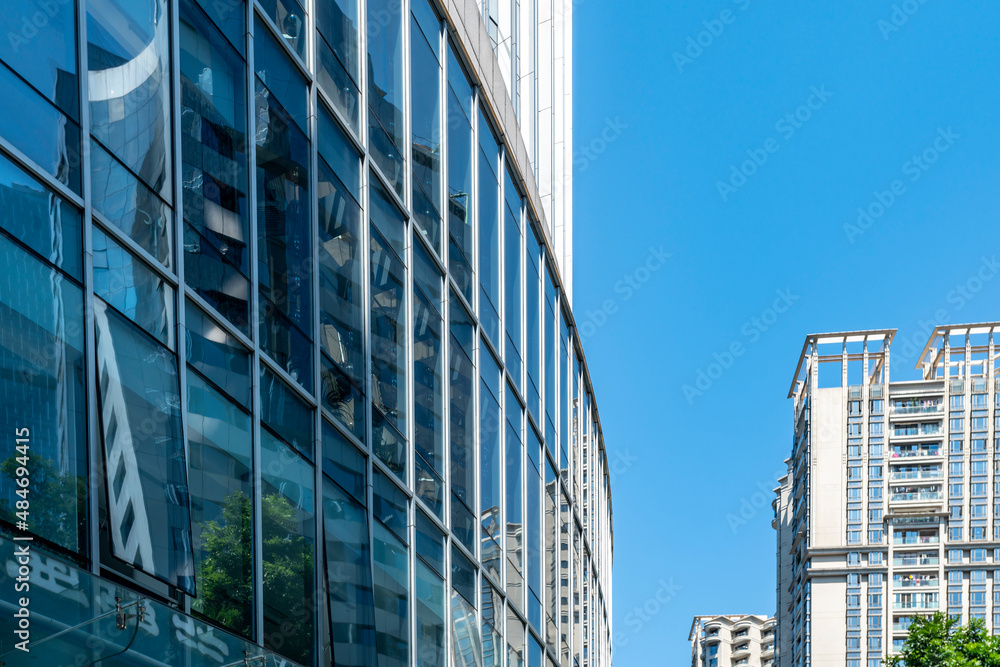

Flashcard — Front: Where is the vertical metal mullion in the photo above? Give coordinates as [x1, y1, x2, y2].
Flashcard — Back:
[246, 0, 266, 648]
[77, 0, 101, 579]
[169, 0, 193, 616]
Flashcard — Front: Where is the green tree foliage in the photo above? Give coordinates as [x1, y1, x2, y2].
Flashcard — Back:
[887, 612, 1000, 667]
[0, 456, 84, 551]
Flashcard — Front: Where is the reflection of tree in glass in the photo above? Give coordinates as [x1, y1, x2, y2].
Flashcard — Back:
[200, 491, 313, 661]
[0, 456, 83, 551]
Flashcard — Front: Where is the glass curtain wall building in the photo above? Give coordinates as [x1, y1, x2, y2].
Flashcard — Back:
[0, 0, 610, 665]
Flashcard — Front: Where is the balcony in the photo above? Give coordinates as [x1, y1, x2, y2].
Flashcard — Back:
[893, 555, 939, 567]
[894, 577, 938, 588]
[892, 423, 943, 438]
[892, 534, 939, 546]
[892, 403, 943, 415]
[889, 469, 943, 482]
[891, 491, 943, 503]
[890, 445, 941, 459]
[893, 601, 939, 610]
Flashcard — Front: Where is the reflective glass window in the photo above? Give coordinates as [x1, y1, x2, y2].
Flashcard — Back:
[366, 0, 405, 195]
[411, 0, 442, 252]
[370, 172, 407, 259]
[186, 370, 253, 636]
[544, 461, 558, 645]
[261, 430, 316, 665]
[504, 170, 522, 388]
[452, 544, 477, 606]
[93, 227, 175, 350]
[447, 45, 474, 301]
[0, 151, 82, 279]
[480, 363, 501, 539]
[322, 355, 365, 443]
[506, 411, 523, 608]
[525, 225, 541, 422]
[371, 224, 407, 476]
[373, 468, 408, 544]
[450, 297, 476, 550]
[416, 559, 446, 667]
[451, 590, 483, 667]
[319, 106, 361, 199]
[0, 0, 78, 118]
[255, 74, 312, 387]
[94, 300, 194, 594]
[414, 242, 444, 517]
[254, 16, 307, 132]
[526, 426, 542, 625]
[90, 144, 173, 270]
[181, 0, 251, 332]
[323, 420, 366, 504]
[416, 510, 445, 575]
[507, 613, 525, 667]
[0, 231, 86, 554]
[87, 0, 172, 200]
[259, 0, 307, 60]
[478, 111, 500, 349]
[261, 367, 314, 460]
[373, 521, 409, 667]
[193, 0, 245, 54]
[184, 302, 251, 408]
[544, 267, 556, 445]
[316, 0, 360, 131]
[0, 62, 81, 193]
[323, 475, 377, 667]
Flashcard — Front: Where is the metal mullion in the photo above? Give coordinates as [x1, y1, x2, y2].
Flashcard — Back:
[169, 0, 194, 617]
[0, 137, 84, 209]
[246, 0, 266, 648]
[77, 0, 101, 579]
[252, 2, 314, 84]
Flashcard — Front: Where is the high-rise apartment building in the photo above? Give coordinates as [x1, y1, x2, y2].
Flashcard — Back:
[774, 325, 1000, 667]
[0, 0, 611, 664]
[689, 615, 776, 667]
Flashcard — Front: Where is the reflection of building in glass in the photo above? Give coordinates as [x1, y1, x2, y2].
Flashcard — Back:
[689, 615, 776, 667]
[0, 0, 610, 664]
[776, 326, 1000, 667]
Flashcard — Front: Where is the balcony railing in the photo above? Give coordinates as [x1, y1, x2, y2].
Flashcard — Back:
[892, 404, 944, 415]
[893, 601, 939, 610]
[893, 424, 943, 437]
[894, 578, 938, 588]
[893, 535, 939, 545]
[890, 470, 943, 481]
[891, 492, 943, 502]
[894, 556, 939, 566]
[890, 448, 941, 458]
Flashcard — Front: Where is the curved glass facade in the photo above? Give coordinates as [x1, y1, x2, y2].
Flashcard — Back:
[0, 0, 611, 665]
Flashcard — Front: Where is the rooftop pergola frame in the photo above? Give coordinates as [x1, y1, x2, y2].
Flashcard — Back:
[916, 322, 1000, 381]
[787, 329, 897, 400]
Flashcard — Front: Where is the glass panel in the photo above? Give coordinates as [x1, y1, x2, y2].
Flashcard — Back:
[415, 451, 444, 519]
[184, 302, 252, 412]
[449, 321, 475, 508]
[94, 300, 194, 593]
[450, 291, 475, 360]
[180, 0, 251, 331]
[507, 613, 525, 667]
[414, 243, 444, 516]
[373, 468, 408, 544]
[322, 353, 365, 442]
[319, 106, 361, 199]
[261, 430, 316, 665]
[90, 144, 173, 269]
[0, 62, 81, 193]
[373, 520, 410, 667]
[478, 118, 500, 349]
[323, 420, 366, 504]
[0, 0, 78, 118]
[411, 2, 442, 252]
[93, 227, 175, 350]
[526, 428, 542, 632]
[0, 232, 86, 554]
[316, 0, 360, 131]
[87, 0, 172, 199]
[0, 150, 82, 279]
[451, 590, 483, 667]
[186, 370, 253, 636]
[323, 476, 377, 667]
[194, 0, 245, 54]
[505, 417, 523, 608]
[416, 560, 446, 667]
[259, 0, 307, 60]
[318, 151, 364, 399]
[254, 16, 308, 132]
[370, 172, 407, 259]
[525, 226, 540, 422]
[371, 226, 407, 458]
[480, 375, 501, 539]
[366, 0, 405, 195]
[452, 544, 477, 606]
[256, 75, 312, 387]
[503, 172, 521, 388]
[447, 46, 474, 302]
[544, 269, 555, 440]
[544, 462, 557, 647]
[261, 367, 314, 460]
[415, 510, 445, 575]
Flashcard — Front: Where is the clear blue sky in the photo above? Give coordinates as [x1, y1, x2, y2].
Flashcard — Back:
[572, 1, 1000, 664]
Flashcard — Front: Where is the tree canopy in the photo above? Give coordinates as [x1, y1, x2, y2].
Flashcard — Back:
[887, 612, 1000, 667]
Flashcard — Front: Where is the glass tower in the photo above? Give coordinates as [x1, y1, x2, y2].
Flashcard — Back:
[0, 0, 611, 665]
